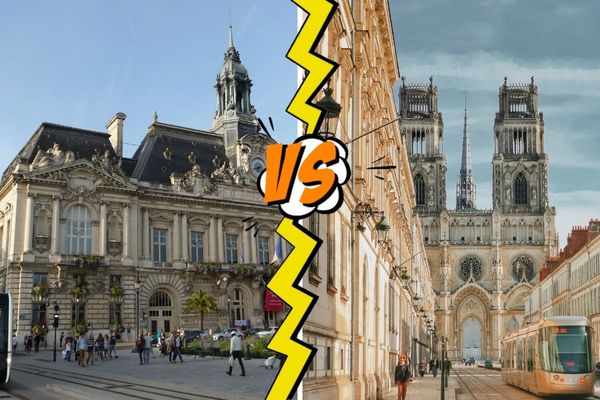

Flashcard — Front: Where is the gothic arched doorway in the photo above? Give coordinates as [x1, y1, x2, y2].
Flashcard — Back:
[462, 317, 482, 361]
[148, 290, 173, 333]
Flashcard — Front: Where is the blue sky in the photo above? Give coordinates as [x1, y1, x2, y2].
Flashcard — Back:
[0, 0, 297, 165]
[390, 0, 600, 246]
[1, 1, 597, 246]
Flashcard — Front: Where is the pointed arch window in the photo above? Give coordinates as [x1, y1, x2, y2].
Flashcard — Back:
[64, 205, 92, 255]
[414, 174, 426, 206]
[514, 173, 528, 205]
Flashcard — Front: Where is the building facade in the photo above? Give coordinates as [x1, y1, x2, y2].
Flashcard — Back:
[400, 78, 558, 360]
[0, 30, 286, 342]
[524, 220, 600, 360]
[302, 2, 436, 399]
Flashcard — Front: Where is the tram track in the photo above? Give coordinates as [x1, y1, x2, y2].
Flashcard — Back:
[453, 367, 513, 400]
[453, 366, 539, 400]
[11, 365, 239, 400]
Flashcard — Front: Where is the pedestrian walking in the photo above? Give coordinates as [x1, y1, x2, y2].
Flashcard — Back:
[159, 334, 166, 358]
[95, 334, 104, 361]
[395, 353, 412, 400]
[103, 334, 109, 359]
[430, 357, 439, 377]
[444, 358, 451, 380]
[33, 334, 40, 352]
[166, 333, 174, 362]
[59, 332, 64, 348]
[171, 333, 184, 363]
[136, 333, 144, 365]
[108, 332, 117, 359]
[418, 359, 427, 378]
[77, 334, 87, 367]
[225, 332, 245, 377]
[86, 333, 95, 366]
[143, 331, 152, 364]
[12, 335, 17, 352]
[26, 334, 33, 352]
[65, 340, 72, 362]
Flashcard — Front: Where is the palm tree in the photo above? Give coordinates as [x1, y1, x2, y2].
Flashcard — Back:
[183, 290, 219, 330]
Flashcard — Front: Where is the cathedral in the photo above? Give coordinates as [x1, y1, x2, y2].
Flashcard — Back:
[0, 27, 284, 341]
[399, 77, 558, 360]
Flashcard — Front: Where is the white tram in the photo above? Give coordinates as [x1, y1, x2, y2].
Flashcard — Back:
[501, 316, 595, 397]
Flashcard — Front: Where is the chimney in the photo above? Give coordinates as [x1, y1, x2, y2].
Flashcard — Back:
[106, 112, 127, 157]
[589, 219, 600, 240]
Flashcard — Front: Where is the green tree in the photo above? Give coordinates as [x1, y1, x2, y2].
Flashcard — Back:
[183, 290, 219, 330]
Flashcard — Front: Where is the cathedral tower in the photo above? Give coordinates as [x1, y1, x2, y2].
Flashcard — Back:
[212, 25, 259, 152]
[456, 93, 476, 210]
[492, 77, 547, 213]
[399, 76, 446, 214]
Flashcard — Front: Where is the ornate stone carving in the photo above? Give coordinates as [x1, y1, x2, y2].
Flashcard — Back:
[211, 155, 240, 184]
[31, 143, 75, 170]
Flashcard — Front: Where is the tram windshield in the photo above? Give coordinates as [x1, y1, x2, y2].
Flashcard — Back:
[540, 326, 592, 373]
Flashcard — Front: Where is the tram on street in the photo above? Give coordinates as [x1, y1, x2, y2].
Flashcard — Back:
[501, 316, 595, 397]
[0, 293, 11, 383]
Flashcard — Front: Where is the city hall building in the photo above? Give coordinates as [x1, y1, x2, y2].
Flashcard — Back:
[0, 30, 285, 341]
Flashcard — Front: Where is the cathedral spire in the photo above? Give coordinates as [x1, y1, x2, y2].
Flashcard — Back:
[456, 91, 476, 210]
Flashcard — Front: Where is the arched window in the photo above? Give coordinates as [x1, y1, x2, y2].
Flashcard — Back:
[508, 316, 519, 333]
[414, 174, 426, 206]
[64, 205, 92, 255]
[514, 173, 528, 205]
[149, 290, 172, 307]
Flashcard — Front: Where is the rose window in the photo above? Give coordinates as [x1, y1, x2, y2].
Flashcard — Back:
[512, 256, 535, 282]
[459, 256, 483, 282]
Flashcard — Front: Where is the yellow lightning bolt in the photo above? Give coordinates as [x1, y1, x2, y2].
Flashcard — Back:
[265, 0, 338, 399]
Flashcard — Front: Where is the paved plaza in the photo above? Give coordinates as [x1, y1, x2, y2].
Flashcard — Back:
[5, 344, 279, 399]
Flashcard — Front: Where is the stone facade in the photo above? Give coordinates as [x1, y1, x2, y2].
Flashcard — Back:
[400, 78, 558, 360]
[302, 2, 436, 399]
[0, 31, 286, 342]
[524, 220, 600, 361]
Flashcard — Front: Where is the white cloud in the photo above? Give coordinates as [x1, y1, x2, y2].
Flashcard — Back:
[401, 51, 600, 98]
[552, 190, 600, 246]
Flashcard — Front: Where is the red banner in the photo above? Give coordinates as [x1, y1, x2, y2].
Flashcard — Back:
[264, 289, 285, 312]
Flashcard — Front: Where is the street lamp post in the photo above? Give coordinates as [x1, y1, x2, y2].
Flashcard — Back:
[134, 271, 141, 338]
[227, 297, 232, 328]
[52, 303, 59, 362]
[441, 336, 446, 400]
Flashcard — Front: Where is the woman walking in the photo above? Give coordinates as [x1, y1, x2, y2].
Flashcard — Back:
[136, 333, 145, 365]
[395, 353, 412, 400]
[86, 333, 95, 366]
[418, 358, 427, 377]
[95, 334, 104, 361]
[77, 334, 87, 367]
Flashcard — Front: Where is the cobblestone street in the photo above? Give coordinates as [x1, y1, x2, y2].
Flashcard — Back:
[5, 346, 279, 399]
